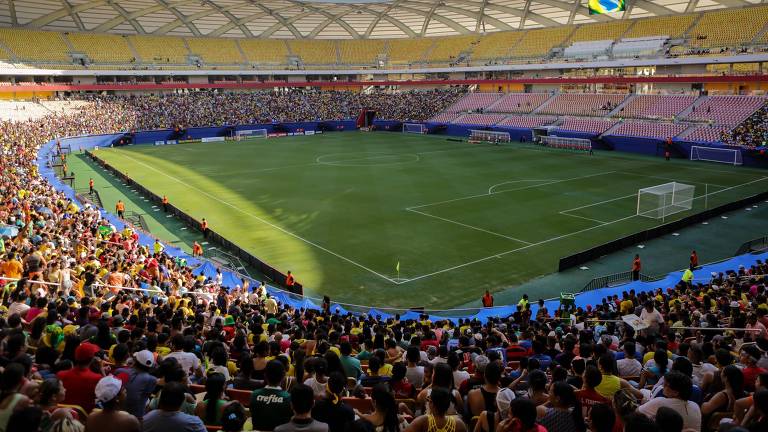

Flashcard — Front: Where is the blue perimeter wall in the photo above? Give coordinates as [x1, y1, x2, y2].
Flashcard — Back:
[38, 122, 768, 323]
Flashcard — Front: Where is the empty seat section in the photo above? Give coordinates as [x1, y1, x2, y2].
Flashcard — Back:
[0, 28, 70, 62]
[684, 126, 731, 143]
[509, 27, 572, 58]
[472, 31, 525, 60]
[557, 117, 618, 134]
[623, 15, 696, 39]
[539, 94, 626, 116]
[128, 35, 189, 64]
[388, 38, 434, 64]
[617, 95, 696, 119]
[288, 40, 337, 65]
[66, 33, 134, 63]
[685, 96, 766, 125]
[489, 93, 550, 113]
[610, 121, 687, 139]
[426, 35, 476, 63]
[339, 40, 385, 64]
[497, 115, 556, 128]
[430, 112, 461, 123]
[238, 39, 289, 65]
[688, 6, 768, 48]
[453, 113, 506, 126]
[446, 93, 504, 112]
[186, 38, 244, 64]
[568, 21, 631, 43]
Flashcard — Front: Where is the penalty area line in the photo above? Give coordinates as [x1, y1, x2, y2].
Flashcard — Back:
[406, 208, 533, 245]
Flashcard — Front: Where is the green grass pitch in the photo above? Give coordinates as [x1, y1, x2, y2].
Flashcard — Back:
[92, 133, 768, 309]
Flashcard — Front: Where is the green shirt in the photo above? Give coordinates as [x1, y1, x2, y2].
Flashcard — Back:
[250, 386, 292, 431]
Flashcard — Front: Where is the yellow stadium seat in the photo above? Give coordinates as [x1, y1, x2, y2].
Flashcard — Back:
[426, 35, 477, 63]
[688, 6, 768, 48]
[66, 33, 134, 63]
[510, 27, 573, 58]
[186, 37, 245, 65]
[128, 35, 189, 64]
[238, 39, 289, 65]
[339, 40, 385, 65]
[387, 38, 434, 64]
[623, 15, 696, 39]
[0, 28, 70, 62]
[288, 40, 337, 65]
[569, 21, 631, 43]
[472, 31, 525, 61]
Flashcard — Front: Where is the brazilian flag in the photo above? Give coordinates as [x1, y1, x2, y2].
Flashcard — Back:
[589, 0, 625, 14]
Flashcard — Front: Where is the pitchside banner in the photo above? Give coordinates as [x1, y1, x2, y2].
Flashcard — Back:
[589, 0, 625, 14]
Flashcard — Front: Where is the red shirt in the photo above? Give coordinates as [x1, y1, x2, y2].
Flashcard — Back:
[743, 366, 767, 392]
[57, 366, 103, 412]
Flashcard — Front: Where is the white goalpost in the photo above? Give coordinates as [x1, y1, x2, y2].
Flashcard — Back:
[636, 182, 695, 219]
[690, 146, 742, 165]
[468, 130, 511, 144]
[233, 129, 268, 141]
[403, 123, 426, 134]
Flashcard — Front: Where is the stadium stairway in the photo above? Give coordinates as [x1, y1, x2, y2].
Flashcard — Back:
[675, 95, 708, 119]
[752, 22, 768, 44]
[674, 123, 705, 141]
[530, 93, 558, 114]
[606, 95, 637, 118]
[599, 120, 625, 138]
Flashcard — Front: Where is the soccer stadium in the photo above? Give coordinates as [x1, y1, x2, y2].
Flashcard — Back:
[1, 0, 768, 431]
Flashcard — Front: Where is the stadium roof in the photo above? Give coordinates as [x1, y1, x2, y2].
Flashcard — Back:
[0, 0, 760, 39]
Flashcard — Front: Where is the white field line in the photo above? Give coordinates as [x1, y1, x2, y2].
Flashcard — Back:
[561, 193, 636, 213]
[406, 208, 533, 245]
[114, 153, 401, 284]
[488, 180, 555, 195]
[407, 171, 615, 210]
[401, 175, 768, 284]
[558, 212, 611, 224]
[619, 171, 727, 188]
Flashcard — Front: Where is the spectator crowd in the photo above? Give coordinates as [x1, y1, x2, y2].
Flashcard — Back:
[721, 105, 768, 148]
[0, 89, 767, 432]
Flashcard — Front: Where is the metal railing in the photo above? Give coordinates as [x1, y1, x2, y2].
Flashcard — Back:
[581, 271, 655, 293]
[734, 236, 768, 256]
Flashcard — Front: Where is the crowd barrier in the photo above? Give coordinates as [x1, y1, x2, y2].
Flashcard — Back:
[36, 123, 768, 323]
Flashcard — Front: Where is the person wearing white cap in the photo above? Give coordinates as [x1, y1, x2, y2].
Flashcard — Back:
[476, 387, 515, 432]
[86, 375, 140, 432]
[114, 350, 157, 421]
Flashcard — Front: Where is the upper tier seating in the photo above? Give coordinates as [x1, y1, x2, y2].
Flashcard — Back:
[616, 95, 697, 119]
[685, 96, 766, 125]
[623, 15, 696, 39]
[446, 93, 504, 113]
[66, 33, 134, 63]
[688, 6, 768, 48]
[128, 35, 190, 64]
[453, 113, 507, 126]
[538, 94, 626, 116]
[339, 40, 386, 64]
[289, 40, 337, 65]
[509, 27, 573, 58]
[471, 31, 525, 61]
[0, 28, 70, 62]
[497, 115, 556, 129]
[238, 39, 289, 65]
[684, 126, 731, 143]
[186, 38, 245, 64]
[557, 117, 618, 134]
[388, 39, 433, 64]
[610, 121, 688, 139]
[427, 35, 477, 63]
[489, 93, 550, 113]
[568, 21, 632, 43]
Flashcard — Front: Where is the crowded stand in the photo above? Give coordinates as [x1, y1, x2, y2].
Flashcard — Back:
[721, 105, 768, 148]
[0, 87, 765, 432]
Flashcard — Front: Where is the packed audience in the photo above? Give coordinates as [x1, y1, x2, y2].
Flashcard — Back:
[0, 89, 768, 432]
[721, 105, 768, 148]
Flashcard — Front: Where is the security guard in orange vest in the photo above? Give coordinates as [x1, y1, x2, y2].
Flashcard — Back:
[201, 218, 209, 239]
[192, 241, 203, 257]
[162, 195, 169, 212]
[116, 200, 125, 219]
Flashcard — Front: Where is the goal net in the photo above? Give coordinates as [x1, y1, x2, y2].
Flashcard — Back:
[690, 145, 742, 165]
[469, 130, 511, 144]
[539, 136, 592, 153]
[403, 123, 426, 134]
[234, 129, 268, 140]
[637, 182, 695, 219]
